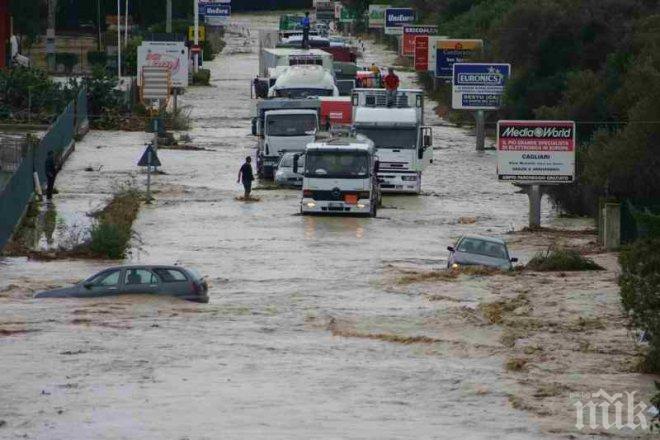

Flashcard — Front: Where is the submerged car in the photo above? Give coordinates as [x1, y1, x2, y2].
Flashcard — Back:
[275, 152, 305, 187]
[447, 235, 518, 270]
[35, 265, 209, 303]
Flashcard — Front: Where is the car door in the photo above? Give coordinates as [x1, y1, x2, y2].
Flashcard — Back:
[80, 269, 123, 297]
[153, 268, 192, 297]
[122, 268, 161, 295]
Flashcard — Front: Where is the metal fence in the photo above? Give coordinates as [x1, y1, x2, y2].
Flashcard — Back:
[0, 89, 87, 251]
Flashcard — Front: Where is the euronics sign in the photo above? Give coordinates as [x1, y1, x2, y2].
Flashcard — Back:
[385, 8, 415, 35]
[452, 63, 511, 110]
[497, 120, 576, 183]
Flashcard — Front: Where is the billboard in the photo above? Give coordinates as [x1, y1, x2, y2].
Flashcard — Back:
[385, 8, 415, 35]
[435, 39, 483, 78]
[414, 35, 429, 71]
[452, 63, 511, 110]
[340, 7, 358, 23]
[368, 4, 390, 29]
[402, 25, 438, 57]
[497, 121, 576, 183]
[137, 41, 189, 88]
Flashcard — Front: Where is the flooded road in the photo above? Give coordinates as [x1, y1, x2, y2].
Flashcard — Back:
[0, 14, 563, 440]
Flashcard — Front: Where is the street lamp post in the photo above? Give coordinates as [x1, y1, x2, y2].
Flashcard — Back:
[117, 0, 121, 78]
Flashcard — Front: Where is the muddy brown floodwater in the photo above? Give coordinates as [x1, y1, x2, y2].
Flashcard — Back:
[2, 13, 653, 440]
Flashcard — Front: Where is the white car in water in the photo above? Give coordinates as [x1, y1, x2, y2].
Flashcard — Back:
[275, 152, 305, 187]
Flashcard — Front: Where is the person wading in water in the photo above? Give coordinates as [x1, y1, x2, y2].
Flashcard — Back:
[237, 156, 255, 200]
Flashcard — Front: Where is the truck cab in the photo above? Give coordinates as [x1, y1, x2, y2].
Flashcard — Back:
[252, 99, 321, 179]
[351, 88, 433, 194]
[298, 135, 381, 217]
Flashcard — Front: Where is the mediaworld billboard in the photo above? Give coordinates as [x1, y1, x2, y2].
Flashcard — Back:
[402, 25, 438, 57]
[435, 39, 483, 78]
[368, 4, 390, 29]
[385, 8, 415, 35]
[497, 121, 576, 183]
[452, 63, 511, 110]
[137, 41, 189, 88]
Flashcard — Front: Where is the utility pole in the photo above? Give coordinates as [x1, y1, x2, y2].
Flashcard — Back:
[194, 0, 199, 73]
[96, 0, 102, 52]
[117, 0, 121, 78]
[166, 0, 172, 33]
[124, 0, 128, 46]
[475, 110, 485, 151]
[47, 0, 57, 71]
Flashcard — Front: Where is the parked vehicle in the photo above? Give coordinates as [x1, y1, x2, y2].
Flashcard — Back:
[352, 88, 433, 194]
[446, 236, 518, 270]
[298, 135, 381, 217]
[35, 265, 209, 303]
[252, 98, 321, 179]
[268, 65, 339, 98]
[275, 152, 305, 187]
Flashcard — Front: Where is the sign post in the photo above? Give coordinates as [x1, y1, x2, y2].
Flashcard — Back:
[497, 120, 576, 228]
[194, 0, 199, 73]
[453, 63, 510, 150]
[138, 143, 162, 203]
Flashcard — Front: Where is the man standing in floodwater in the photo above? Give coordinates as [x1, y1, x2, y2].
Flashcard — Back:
[383, 68, 400, 107]
[45, 150, 59, 200]
[301, 11, 311, 49]
[237, 156, 254, 199]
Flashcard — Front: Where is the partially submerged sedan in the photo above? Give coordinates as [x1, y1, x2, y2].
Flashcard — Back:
[35, 265, 209, 303]
[447, 235, 518, 271]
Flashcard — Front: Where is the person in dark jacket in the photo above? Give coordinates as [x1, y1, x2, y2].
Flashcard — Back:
[45, 150, 59, 200]
[237, 156, 254, 199]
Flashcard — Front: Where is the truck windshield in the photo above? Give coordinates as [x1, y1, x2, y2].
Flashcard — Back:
[276, 89, 334, 98]
[267, 114, 317, 137]
[305, 152, 370, 178]
[355, 127, 418, 150]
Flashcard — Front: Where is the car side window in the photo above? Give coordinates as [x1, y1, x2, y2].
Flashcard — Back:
[124, 269, 158, 285]
[96, 270, 121, 287]
[154, 268, 188, 283]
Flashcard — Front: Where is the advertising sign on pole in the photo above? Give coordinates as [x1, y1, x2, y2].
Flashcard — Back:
[435, 39, 483, 78]
[340, 7, 358, 23]
[384, 8, 415, 35]
[414, 35, 429, 71]
[188, 25, 206, 42]
[452, 63, 511, 110]
[402, 25, 437, 57]
[368, 4, 390, 29]
[137, 41, 190, 88]
[426, 36, 447, 72]
[204, 3, 231, 26]
[497, 121, 576, 183]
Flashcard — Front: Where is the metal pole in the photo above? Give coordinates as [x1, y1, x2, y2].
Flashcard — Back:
[528, 185, 542, 229]
[173, 87, 178, 114]
[28, 88, 31, 124]
[124, 0, 129, 46]
[166, 0, 172, 33]
[117, 0, 121, 78]
[97, 0, 102, 51]
[194, 0, 199, 73]
[146, 148, 152, 202]
[475, 110, 485, 151]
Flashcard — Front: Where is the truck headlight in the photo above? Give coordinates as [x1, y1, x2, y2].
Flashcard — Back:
[306, 202, 316, 208]
[357, 203, 365, 209]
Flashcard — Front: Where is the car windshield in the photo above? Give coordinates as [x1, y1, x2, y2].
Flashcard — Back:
[267, 114, 317, 136]
[280, 154, 304, 168]
[457, 238, 509, 259]
[275, 88, 334, 99]
[305, 151, 370, 178]
[355, 127, 418, 149]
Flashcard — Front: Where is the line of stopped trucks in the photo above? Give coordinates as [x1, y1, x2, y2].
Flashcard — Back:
[251, 27, 434, 217]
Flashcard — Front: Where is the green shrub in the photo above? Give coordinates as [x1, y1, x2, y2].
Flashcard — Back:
[527, 249, 604, 271]
[89, 222, 131, 259]
[193, 68, 211, 86]
[619, 238, 660, 373]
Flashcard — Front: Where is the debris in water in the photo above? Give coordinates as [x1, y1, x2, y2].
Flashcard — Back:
[235, 196, 261, 202]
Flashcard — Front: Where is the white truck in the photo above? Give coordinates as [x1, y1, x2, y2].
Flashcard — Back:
[297, 135, 381, 217]
[252, 98, 321, 179]
[352, 89, 433, 194]
[268, 65, 339, 98]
